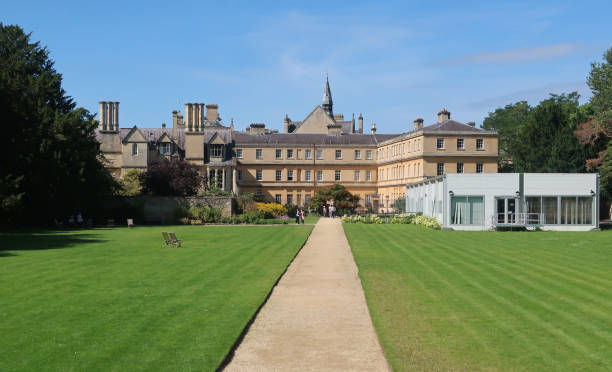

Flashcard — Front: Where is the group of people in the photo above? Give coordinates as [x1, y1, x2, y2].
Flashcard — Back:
[55, 211, 85, 228]
[295, 208, 306, 224]
[322, 204, 336, 218]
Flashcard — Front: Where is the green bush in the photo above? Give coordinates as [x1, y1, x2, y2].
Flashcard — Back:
[188, 204, 223, 223]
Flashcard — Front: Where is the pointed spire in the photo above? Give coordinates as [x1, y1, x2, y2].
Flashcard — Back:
[322, 74, 333, 117]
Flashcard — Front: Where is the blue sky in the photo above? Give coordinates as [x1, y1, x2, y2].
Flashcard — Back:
[2, 0, 611, 133]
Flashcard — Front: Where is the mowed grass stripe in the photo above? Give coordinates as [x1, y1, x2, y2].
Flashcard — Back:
[0, 225, 313, 371]
[344, 224, 612, 371]
[483, 232, 612, 287]
[443, 234, 612, 328]
[386, 228, 560, 370]
[419, 235, 611, 367]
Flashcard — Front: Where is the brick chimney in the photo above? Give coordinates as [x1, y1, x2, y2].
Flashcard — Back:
[206, 104, 219, 122]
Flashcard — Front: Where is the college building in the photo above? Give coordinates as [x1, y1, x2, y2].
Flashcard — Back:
[96, 78, 499, 211]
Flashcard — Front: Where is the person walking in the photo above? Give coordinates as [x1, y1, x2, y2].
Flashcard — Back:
[295, 209, 300, 224]
[323, 205, 327, 218]
[300, 209, 305, 224]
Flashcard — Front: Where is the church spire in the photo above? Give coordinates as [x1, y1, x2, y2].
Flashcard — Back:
[322, 74, 333, 117]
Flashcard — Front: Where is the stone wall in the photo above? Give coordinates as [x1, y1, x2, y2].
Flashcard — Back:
[99, 195, 234, 225]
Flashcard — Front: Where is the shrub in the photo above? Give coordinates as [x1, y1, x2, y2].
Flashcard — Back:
[256, 202, 288, 218]
[391, 213, 415, 224]
[413, 215, 442, 230]
[188, 204, 223, 223]
[285, 203, 298, 218]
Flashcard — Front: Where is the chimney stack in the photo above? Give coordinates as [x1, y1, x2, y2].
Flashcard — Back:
[284, 115, 290, 133]
[358, 113, 363, 134]
[184, 103, 192, 131]
[371, 123, 377, 134]
[206, 104, 219, 122]
[99, 101, 119, 131]
[198, 103, 204, 129]
[467, 121, 476, 127]
[413, 118, 424, 131]
[437, 107, 450, 123]
[351, 113, 355, 133]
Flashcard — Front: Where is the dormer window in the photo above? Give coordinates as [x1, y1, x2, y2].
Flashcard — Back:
[210, 144, 224, 158]
[160, 142, 171, 155]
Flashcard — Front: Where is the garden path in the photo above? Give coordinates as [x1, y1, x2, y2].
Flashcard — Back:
[224, 217, 390, 371]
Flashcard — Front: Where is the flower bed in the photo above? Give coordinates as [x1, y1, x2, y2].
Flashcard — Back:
[341, 213, 441, 230]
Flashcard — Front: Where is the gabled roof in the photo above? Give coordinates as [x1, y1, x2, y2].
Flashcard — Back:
[121, 126, 148, 143]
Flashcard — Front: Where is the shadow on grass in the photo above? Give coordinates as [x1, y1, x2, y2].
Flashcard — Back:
[0, 230, 107, 253]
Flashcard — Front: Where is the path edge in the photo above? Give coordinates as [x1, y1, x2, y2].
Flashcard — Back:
[215, 223, 317, 371]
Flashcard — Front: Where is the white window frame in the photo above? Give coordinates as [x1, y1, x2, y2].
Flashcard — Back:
[316, 149, 323, 160]
[275, 194, 282, 204]
[366, 150, 372, 160]
[335, 170, 341, 181]
[132, 143, 138, 156]
[317, 170, 323, 181]
[366, 170, 372, 181]
[335, 149, 342, 159]
[159, 142, 171, 155]
[476, 138, 484, 150]
[287, 149, 294, 159]
[354, 170, 360, 182]
[457, 138, 464, 150]
[256, 149, 263, 159]
[305, 170, 312, 181]
[476, 163, 484, 173]
[436, 138, 445, 150]
[275, 170, 282, 181]
[354, 150, 361, 160]
[305, 149, 312, 159]
[287, 169, 294, 181]
[275, 149, 282, 159]
[457, 163, 464, 173]
[236, 148, 243, 158]
[256, 169, 262, 181]
[437, 162, 444, 176]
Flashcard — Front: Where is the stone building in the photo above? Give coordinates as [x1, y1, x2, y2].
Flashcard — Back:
[96, 78, 498, 212]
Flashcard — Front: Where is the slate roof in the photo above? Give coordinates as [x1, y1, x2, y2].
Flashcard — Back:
[95, 127, 185, 148]
[422, 120, 485, 133]
[233, 132, 399, 145]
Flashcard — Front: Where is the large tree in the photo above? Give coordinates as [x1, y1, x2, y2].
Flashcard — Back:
[482, 101, 531, 172]
[512, 93, 585, 173]
[1, 24, 116, 226]
[587, 47, 612, 134]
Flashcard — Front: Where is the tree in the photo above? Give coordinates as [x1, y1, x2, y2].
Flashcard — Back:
[482, 101, 531, 172]
[511, 93, 585, 173]
[587, 47, 612, 134]
[308, 184, 360, 215]
[140, 159, 204, 196]
[117, 169, 142, 196]
[600, 140, 612, 204]
[1, 23, 116, 226]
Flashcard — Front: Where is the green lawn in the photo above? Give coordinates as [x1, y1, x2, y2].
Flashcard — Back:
[0, 224, 313, 371]
[343, 224, 612, 371]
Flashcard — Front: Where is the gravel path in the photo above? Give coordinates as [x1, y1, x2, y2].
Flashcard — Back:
[224, 217, 390, 371]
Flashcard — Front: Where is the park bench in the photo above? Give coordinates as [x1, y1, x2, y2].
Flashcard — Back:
[162, 232, 182, 248]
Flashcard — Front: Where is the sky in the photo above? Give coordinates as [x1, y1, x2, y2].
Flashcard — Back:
[2, 0, 611, 133]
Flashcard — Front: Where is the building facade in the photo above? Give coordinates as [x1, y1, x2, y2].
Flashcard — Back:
[97, 79, 499, 211]
[406, 173, 600, 230]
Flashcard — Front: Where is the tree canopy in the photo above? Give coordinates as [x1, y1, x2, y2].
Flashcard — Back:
[587, 47, 612, 134]
[308, 184, 360, 215]
[140, 159, 204, 196]
[1, 23, 116, 226]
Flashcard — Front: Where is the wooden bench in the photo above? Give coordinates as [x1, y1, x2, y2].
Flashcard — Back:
[162, 232, 182, 248]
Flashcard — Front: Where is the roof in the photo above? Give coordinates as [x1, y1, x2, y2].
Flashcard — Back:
[422, 120, 485, 133]
[95, 127, 185, 148]
[233, 132, 399, 145]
